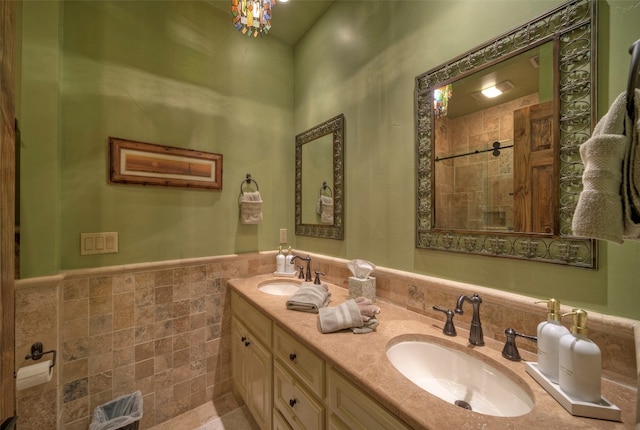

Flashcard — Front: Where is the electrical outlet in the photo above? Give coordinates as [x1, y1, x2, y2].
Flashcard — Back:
[279, 228, 287, 244]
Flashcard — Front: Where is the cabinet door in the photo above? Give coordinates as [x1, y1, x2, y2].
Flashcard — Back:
[247, 334, 273, 430]
[232, 315, 273, 430]
[232, 316, 249, 400]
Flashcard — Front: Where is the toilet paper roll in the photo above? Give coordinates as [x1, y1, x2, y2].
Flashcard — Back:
[16, 360, 53, 391]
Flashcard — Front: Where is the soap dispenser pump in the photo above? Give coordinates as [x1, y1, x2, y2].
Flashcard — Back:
[558, 309, 601, 403]
[276, 246, 285, 273]
[535, 298, 570, 383]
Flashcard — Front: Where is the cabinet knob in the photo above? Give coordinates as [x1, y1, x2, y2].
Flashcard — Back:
[289, 398, 297, 408]
[289, 353, 297, 361]
[244, 341, 251, 347]
[241, 336, 246, 342]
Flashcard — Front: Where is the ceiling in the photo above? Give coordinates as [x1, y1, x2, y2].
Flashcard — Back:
[207, 0, 335, 46]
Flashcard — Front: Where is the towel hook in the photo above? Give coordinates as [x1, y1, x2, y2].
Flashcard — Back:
[240, 173, 259, 195]
[320, 181, 333, 197]
[626, 39, 640, 120]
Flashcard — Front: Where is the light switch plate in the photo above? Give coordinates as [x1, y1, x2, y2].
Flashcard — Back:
[81, 232, 118, 255]
[279, 228, 287, 244]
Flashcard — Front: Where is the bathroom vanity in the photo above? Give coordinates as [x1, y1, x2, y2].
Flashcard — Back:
[229, 274, 636, 429]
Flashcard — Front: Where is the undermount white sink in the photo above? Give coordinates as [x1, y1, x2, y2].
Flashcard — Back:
[386, 338, 533, 417]
[258, 280, 300, 296]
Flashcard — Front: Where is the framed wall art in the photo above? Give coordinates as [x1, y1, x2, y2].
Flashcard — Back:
[109, 137, 223, 190]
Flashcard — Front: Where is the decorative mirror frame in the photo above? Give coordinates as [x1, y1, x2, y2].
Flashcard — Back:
[295, 114, 345, 240]
[415, 0, 597, 268]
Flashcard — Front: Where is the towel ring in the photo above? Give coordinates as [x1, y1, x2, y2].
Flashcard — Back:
[320, 181, 332, 197]
[240, 173, 259, 195]
[626, 39, 640, 120]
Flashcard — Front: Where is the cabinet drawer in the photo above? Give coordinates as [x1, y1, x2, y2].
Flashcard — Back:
[327, 367, 410, 430]
[232, 290, 272, 346]
[274, 361, 324, 430]
[274, 325, 325, 397]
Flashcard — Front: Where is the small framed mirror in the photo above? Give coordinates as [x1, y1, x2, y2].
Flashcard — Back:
[295, 114, 344, 239]
[415, 0, 597, 268]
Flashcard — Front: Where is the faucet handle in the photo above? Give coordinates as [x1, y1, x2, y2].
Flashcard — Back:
[297, 266, 305, 279]
[432, 306, 457, 337]
[501, 327, 537, 361]
[313, 270, 325, 285]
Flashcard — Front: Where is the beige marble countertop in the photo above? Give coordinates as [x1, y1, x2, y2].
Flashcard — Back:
[229, 274, 637, 430]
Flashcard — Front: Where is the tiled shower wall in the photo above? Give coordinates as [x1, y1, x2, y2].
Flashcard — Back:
[434, 93, 539, 231]
[14, 253, 274, 430]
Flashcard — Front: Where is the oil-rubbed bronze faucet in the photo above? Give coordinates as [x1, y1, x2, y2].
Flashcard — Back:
[455, 293, 484, 346]
[291, 255, 312, 282]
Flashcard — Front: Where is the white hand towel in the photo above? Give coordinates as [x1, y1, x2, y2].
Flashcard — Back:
[319, 195, 334, 224]
[622, 88, 640, 239]
[572, 92, 629, 243]
[239, 191, 263, 224]
[286, 283, 331, 313]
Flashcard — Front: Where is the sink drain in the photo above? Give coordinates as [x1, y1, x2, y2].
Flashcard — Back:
[455, 400, 472, 411]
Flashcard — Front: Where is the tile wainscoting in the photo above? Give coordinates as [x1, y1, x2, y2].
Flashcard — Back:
[14, 250, 638, 429]
[14, 253, 274, 430]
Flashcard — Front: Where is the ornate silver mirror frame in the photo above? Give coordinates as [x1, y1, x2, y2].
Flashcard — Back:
[295, 114, 344, 240]
[415, 0, 597, 268]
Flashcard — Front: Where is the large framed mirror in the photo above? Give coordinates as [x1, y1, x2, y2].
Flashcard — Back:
[295, 114, 344, 239]
[415, 0, 597, 268]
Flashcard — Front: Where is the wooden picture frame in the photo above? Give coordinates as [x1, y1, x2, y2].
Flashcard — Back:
[109, 137, 223, 190]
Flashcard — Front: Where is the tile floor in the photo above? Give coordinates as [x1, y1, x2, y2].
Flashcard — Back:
[149, 394, 259, 430]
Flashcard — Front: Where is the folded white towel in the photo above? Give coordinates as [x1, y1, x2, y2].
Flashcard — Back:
[286, 283, 331, 313]
[572, 92, 629, 243]
[240, 191, 263, 224]
[318, 195, 334, 224]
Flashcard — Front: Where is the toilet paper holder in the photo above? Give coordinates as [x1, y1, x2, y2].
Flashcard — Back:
[24, 342, 56, 371]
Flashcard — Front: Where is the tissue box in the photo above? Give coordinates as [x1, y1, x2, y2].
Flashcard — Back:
[348, 276, 376, 302]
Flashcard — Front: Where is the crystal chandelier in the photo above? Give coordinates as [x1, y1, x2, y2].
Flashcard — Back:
[231, 0, 275, 38]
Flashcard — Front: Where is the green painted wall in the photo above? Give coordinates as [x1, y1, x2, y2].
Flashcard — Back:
[18, 0, 62, 277]
[19, 1, 295, 277]
[17, 1, 640, 319]
[293, 0, 640, 320]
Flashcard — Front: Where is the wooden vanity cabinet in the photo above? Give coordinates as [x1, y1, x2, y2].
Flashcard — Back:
[231, 288, 410, 430]
[231, 291, 273, 430]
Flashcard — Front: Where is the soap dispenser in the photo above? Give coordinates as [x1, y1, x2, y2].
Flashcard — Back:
[535, 298, 570, 383]
[276, 246, 285, 273]
[286, 246, 296, 274]
[558, 309, 601, 402]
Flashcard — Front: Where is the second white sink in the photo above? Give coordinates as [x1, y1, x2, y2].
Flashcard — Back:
[386, 337, 533, 417]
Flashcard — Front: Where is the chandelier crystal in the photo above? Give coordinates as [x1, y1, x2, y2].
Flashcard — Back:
[231, 0, 275, 38]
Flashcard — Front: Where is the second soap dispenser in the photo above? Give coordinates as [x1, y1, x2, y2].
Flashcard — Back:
[535, 298, 570, 383]
[558, 309, 602, 403]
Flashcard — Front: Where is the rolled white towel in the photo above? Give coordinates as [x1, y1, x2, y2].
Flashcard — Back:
[318, 299, 362, 333]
